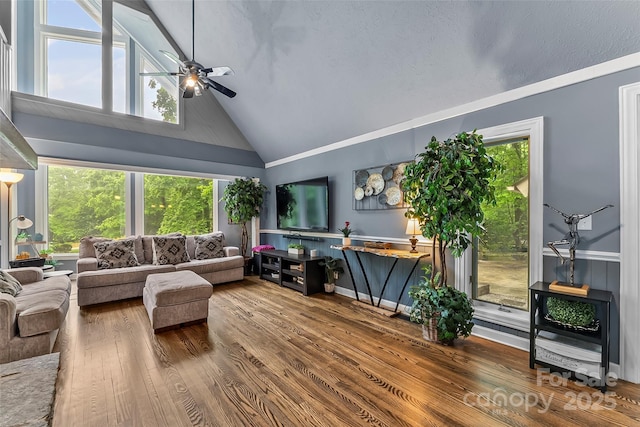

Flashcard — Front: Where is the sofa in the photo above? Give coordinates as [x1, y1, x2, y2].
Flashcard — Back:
[0, 267, 71, 363]
[76, 233, 244, 307]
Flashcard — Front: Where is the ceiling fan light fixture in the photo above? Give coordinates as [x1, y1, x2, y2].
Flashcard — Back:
[185, 75, 197, 88]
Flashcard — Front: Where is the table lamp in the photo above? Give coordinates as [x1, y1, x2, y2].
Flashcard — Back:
[405, 218, 420, 253]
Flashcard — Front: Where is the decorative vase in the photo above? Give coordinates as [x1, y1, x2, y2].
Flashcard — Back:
[422, 318, 439, 342]
[342, 237, 351, 246]
[324, 283, 335, 293]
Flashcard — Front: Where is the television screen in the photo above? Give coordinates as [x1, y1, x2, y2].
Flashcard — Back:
[276, 177, 330, 232]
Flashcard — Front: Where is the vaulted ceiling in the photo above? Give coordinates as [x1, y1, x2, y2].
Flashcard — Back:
[146, 0, 640, 164]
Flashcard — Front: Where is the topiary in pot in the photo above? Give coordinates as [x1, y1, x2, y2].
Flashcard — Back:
[403, 130, 500, 343]
[221, 177, 267, 257]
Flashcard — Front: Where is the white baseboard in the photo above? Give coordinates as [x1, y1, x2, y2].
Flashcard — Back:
[471, 325, 530, 351]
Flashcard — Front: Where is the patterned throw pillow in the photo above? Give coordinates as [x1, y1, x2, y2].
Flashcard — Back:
[94, 238, 140, 270]
[152, 235, 190, 265]
[194, 232, 225, 260]
[0, 270, 22, 296]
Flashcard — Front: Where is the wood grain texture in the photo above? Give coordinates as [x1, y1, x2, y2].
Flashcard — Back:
[52, 277, 640, 426]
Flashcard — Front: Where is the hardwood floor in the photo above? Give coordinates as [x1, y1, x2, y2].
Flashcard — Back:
[52, 277, 640, 426]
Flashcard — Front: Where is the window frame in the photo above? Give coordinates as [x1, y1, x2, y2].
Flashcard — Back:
[30, 0, 182, 124]
[35, 158, 220, 257]
[455, 117, 544, 332]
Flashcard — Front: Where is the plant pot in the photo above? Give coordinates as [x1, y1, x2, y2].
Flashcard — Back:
[422, 318, 439, 342]
[342, 237, 351, 246]
[288, 248, 304, 255]
[324, 283, 335, 293]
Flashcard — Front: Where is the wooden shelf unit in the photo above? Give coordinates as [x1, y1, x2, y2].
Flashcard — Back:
[259, 250, 324, 296]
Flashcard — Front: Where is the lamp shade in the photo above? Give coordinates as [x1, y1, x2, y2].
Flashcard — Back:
[0, 170, 24, 185]
[405, 218, 420, 236]
[10, 215, 33, 229]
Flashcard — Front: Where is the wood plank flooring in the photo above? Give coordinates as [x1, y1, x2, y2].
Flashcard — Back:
[52, 277, 640, 426]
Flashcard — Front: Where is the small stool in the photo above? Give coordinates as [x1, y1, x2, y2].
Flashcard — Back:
[143, 270, 213, 333]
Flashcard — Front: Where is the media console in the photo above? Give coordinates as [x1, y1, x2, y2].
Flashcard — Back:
[259, 250, 324, 296]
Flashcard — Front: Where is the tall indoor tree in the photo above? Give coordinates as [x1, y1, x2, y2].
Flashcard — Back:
[221, 178, 267, 257]
[402, 130, 500, 287]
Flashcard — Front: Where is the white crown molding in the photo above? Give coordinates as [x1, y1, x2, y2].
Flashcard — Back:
[266, 52, 640, 169]
[542, 248, 621, 263]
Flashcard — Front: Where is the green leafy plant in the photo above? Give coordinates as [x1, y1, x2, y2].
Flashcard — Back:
[408, 266, 474, 344]
[221, 178, 267, 257]
[547, 297, 596, 327]
[39, 248, 54, 258]
[318, 256, 344, 284]
[402, 130, 500, 287]
[288, 243, 304, 250]
[16, 231, 30, 241]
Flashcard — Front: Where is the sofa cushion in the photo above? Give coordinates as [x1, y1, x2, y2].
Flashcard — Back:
[18, 276, 71, 297]
[175, 256, 244, 275]
[76, 264, 175, 289]
[142, 233, 182, 264]
[152, 235, 190, 265]
[15, 288, 69, 337]
[80, 235, 143, 261]
[0, 271, 22, 296]
[94, 238, 140, 269]
[194, 232, 225, 260]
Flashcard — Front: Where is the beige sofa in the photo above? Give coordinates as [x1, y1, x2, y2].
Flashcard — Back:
[0, 267, 71, 363]
[76, 234, 244, 307]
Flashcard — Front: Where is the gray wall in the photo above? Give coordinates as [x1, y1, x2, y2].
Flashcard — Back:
[260, 67, 640, 363]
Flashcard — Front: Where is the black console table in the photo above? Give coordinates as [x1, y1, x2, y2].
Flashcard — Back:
[259, 250, 324, 296]
[331, 245, 429, 316]
[529, 281, 612, 391]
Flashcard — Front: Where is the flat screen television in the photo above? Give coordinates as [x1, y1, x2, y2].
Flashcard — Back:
[276, 176, 330, 232]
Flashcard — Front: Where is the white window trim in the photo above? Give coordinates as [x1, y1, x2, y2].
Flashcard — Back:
[456, 117, 544, 332]
[619, 82, 640, 383]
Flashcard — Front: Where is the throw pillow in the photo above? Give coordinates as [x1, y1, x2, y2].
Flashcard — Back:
[152, 235, 190, 265]
[0, 271, 22, 296]
[94, 238, 140, 270]
[194, 232, 225, 259]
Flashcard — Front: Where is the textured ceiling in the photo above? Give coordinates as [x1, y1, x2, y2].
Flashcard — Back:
[146, 0, 640, 164]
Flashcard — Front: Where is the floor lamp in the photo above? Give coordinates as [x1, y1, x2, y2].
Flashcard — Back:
[0, 170, 25, 263]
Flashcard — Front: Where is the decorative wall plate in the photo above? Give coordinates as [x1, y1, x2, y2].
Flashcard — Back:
[393, 163, 408, 184]
[385, 187, 401, 205]
[381, 165, 394, 180]
[364, 185, 374, 196]
[354, 187, 364, 200]
[367, 173, 385, 195]
[355, 170, 369, 187]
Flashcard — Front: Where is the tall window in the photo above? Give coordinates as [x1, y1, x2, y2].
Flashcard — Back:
[143, 175, 213, 235]
[472, 139, 530, 311]
[48, 165, 126, 253]
[23, 0, 180, 123]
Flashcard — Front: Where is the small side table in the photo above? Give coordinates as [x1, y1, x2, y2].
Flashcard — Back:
[43, 270, 73, 279]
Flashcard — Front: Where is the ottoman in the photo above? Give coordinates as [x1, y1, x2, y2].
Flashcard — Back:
[143, 270, 213, 333]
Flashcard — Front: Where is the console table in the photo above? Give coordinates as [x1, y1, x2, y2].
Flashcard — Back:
[331, 245, 430, 315]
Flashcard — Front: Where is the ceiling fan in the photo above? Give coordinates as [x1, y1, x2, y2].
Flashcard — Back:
[141, 0, 236, 99]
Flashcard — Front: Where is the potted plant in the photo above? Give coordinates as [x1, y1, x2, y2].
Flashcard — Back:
[408, 267, 474, 344]
[338, 221, 353, 246]
[221, 177, 268, 258]
[15, 231, 30, 243]
[287, 243, 304, 255]
[402, 130, 500, 343]
[318, 256, 344, 293]
[39, 248, 54, 259]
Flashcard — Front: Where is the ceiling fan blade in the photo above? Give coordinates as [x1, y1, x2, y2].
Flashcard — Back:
[139, 72, 182, 76]
[183, 86, 195, 98]
[160, 50, 186, 67]
[205, 77, 236, 98]
[202, 66, 234, 77]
